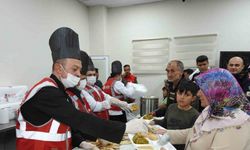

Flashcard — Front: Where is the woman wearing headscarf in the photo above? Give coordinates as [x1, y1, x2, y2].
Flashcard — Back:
[158, 68, 250, 150]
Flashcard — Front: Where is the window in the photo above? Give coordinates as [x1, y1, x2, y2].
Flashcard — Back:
[132, 38, 170, 74]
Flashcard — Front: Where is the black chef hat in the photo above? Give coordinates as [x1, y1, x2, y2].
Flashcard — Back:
[111, 60, 122, 75]
[80, 51, 90, 75]
[80, 51, 95, 75]
[87, 57, 95, 72]
[49, 27, 81, 62]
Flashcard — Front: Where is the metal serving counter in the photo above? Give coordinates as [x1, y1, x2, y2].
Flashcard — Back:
[0, 120, 16, 150]
[0, 120, 16, 133]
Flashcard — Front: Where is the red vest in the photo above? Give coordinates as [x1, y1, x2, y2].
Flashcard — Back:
[16, 78, 72, 150]
[84, 85, 109, 120]
[103, 78, 124, 111]
[65, 90, 92, 113]
[124, 73, 137, 83]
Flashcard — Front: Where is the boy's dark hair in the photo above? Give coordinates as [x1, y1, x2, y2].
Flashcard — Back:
[178, 80, 199, 96]
[196, 55, 208, 63]
[184, 68, 194, 75]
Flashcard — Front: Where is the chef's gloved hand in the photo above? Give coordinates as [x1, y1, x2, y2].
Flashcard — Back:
[149, 120, 155, 125]
[158, 133, 170, 146]
[110, 98, 129, 108]
[117, 101, 129, 108]
[79, 141, 100, 150]
[101, 101, 111, 110]
[125, 118, 148, 134]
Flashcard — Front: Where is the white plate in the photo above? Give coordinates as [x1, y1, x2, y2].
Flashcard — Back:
[153, 117, 164, 120]
[141, 115, 154, 124]
[128, 125, 176, 150]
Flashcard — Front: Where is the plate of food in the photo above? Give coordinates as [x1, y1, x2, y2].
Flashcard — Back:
[128, 125, 176, 150]
[142, 113, 154, 124]
[128, 103, 139, 112]
[88, 139, 120, 150]
[128, 132, 155, 150]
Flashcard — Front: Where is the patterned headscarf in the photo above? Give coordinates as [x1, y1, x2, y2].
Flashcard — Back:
[195, 68, 250, 117]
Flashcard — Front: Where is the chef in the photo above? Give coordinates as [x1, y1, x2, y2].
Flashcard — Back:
[103, 60, 135, 122]
[16, 27, 148, 150]
[83, 53, 129, 120]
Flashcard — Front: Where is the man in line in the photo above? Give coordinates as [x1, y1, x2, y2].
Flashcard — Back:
[16, 27, 148, 150]
[227, 56, 250, 100]
[191, 55, 209, 81]
[190, 55, 210, 112]
[153, 60, 186, 117]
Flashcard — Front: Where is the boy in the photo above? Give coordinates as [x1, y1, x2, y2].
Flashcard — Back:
[151, 80, 199, 150]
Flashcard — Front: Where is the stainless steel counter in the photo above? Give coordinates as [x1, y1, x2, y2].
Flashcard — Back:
[0, 120, 16, 150]
[0, 120, 16, 133]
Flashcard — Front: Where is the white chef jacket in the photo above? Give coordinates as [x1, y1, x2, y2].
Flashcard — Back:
[81, 88, 111, 112]
[109, 81, 135, 116]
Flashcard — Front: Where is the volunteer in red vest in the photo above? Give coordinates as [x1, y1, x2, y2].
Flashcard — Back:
[65, 50, 97, 149]
[65, 51, 100, 115]
[16, 27, 148, 150]
[103, 61, 135, 123]
[69, 51, 132, 148]
[122, 64, 137, 83]
[66, 63, 92, 114]
[84, 55, 129, 120]
[122, 64, 138, 103]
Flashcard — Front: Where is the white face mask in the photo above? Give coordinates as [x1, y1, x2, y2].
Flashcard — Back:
[87, 76, 96, 85]
[77, 79, 87, 91]
[60, 65, 80, 88]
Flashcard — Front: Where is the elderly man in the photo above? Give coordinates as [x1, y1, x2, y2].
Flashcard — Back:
[227, 56, 250, 99]
[16, 27, 147, 150]
[153, 60, 186, 117]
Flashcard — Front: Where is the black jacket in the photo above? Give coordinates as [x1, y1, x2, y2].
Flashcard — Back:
[20, 74, 125, 145]
[233, 72, 250, 100]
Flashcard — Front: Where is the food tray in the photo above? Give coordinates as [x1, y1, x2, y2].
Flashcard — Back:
[128, 125, 176, 150]
[141, 115, 154, 124]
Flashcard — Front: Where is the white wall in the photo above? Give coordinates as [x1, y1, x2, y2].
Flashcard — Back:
[105, 0, 250, 98]
[89, 6, 107, 55]
[2, 0, 250, 99]
[0, 0, 89, 87]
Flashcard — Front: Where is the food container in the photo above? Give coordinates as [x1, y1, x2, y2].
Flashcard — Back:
[140, 96, 158, 116]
